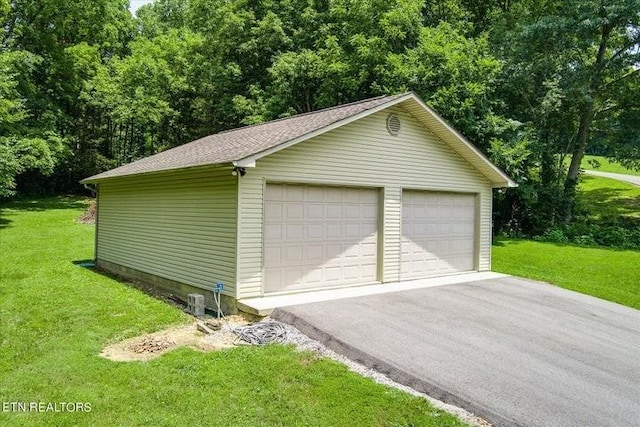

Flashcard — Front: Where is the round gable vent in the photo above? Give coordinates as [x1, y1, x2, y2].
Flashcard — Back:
[386, 114, 401, 136]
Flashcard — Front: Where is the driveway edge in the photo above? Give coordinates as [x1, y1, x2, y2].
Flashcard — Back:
[272, 307, 519, 427]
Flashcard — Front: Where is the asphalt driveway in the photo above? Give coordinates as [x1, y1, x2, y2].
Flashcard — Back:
[273, 276, 640, 427]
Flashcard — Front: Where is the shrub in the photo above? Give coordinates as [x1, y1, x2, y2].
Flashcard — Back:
[536, 228, 568, 243]
[573, 234, 597, 246]
[530, 216, 640, 250]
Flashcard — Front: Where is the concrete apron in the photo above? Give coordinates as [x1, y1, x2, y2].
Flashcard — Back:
[238, 271, 507, 316]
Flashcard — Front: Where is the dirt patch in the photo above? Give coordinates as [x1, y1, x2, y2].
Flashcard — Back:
[76, 201, 96, 224]
[100, 315, 250, 362]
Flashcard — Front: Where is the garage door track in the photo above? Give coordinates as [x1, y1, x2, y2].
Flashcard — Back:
[273, 276, 640, 427]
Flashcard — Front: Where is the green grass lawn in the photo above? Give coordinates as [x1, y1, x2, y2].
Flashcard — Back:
[493, 239, 640, 310]
[0, 197, 466, 427]
[581, 155, 640, 176]
[578, 175, 640, 218]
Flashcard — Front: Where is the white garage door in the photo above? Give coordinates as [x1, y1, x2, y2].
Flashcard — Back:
[401, 191, 476, 279]
[264, 184, 378, 294]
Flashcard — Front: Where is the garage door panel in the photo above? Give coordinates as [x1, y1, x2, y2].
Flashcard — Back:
[401, 191, 476, 279]
[285, 224, 303, 240]
[306, 204, 323, 219]
[285, 185, 304, 201]
[304, 245, 323, 263]
[305, 186, 324, 201]
[264, 184, 378, 293]
[363, 204, 377, 217]
[326, 205, 343, 219]
[306, 224, 323, 239]
[344, 223, 363, 238]
[360, 241, 377, 257]
[264, 223, 281, 240]
[285, 204, 303, 219]
[264, 184, 281, 201]
[264, 247, 281, 264]
[264, 203, 282, 220]
[326, 224, 342, 238]
[264, 269, 282, 288]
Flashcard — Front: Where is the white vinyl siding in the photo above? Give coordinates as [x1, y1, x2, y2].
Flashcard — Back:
[401, 191, 476, 278]
[96, 167, 238, 295]
[263, 184, 378, 293]
[237, 106, 493, 298]
[382, 186, 402, 282]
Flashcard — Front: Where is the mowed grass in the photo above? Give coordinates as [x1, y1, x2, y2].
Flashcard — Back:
[578, 175, 640, 218]
[493, 239, 640, 310]
[581, 155, 640, 176]
[0, 197, 467, 427]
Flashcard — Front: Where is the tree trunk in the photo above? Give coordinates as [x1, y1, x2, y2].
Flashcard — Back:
[562, 22, 611, 222]
[563, 104, 594, 222]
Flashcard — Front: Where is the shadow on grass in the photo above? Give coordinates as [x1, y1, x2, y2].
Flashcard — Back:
[492, 237, 532, 247]
[1, 196, 90, 231]
[491, 238, 507, 247]
[72, 259, 188, 311]
[0, 196, 90, 212]
[492, 237, 636, 252]
[0, 214, 12, 230]
[579, 176, 640, 217]
[72, 259, 96, 268]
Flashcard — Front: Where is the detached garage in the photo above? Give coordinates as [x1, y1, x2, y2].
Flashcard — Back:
[81, 92, 515, 314]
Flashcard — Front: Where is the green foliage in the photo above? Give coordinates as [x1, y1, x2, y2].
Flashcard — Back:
[535, 228, 568, 244]
[137, 0, 189, 37]
[382, 23, 503, 149]
[0, 0, 638, 240]
[534, 221, 640, 250]
[492, 0, 640, 222]
[0, 136, 64, 195]
[0, 197, 468, 427]
[493, 238, 640, 310]
[0, 51, 29, 132]
[488, 122, 533, 182]
[528, 175, 640, 250]
[0, 50, 65, 197]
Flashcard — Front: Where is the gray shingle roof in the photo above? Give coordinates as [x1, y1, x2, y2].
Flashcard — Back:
[82, 93, 409, 182]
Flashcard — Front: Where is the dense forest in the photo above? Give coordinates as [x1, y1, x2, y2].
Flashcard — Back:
[1, 0, 639, 238]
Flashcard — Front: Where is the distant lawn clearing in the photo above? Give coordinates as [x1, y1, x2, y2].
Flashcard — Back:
[581, 155, 640, 176]
[0, 197, 467, 427]
[578, 175, 640, 218]
[493, 239, 640, 310]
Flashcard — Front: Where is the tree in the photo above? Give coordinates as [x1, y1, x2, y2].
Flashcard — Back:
[0, 0, 135, 193]
[79, 29, 207, 168]
[0, 51, 64, 197]
[381, 23, 503, 150]
[0, 0, 69, 197]
[497, 0, 640, 222]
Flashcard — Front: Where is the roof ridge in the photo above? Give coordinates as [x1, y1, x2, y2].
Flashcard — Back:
[215, 92, 409, 136]
[81, 92, 416, 183]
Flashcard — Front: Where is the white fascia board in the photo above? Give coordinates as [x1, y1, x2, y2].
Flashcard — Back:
[491, 181, 516, 189]
[235, 93, 415, 166]
[232, 159, 256, 168]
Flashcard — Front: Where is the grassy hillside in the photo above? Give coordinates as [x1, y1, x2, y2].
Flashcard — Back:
[578, 175, 640, 219]
[493, 239, 640, 310]
[581, 155, 640, 176]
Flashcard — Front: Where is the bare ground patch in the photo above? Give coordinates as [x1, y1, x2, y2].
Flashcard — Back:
[76, 200, 96, 224]
[100, 315, 250, 362]
[100, 317, 489, 426]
